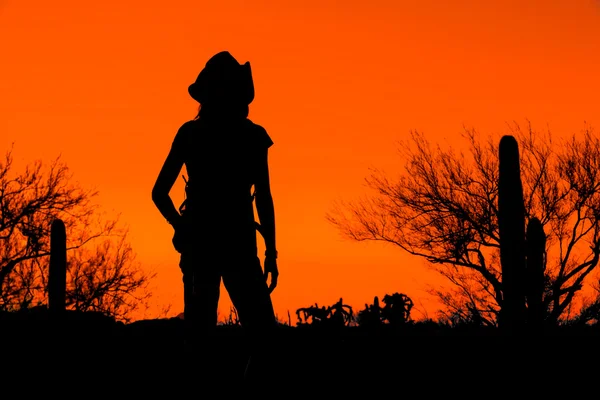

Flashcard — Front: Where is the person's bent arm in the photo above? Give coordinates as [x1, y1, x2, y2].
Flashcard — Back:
[152, 146, 184, 228]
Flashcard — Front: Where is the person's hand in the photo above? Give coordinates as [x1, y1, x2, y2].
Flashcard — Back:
[263, 254, 279, 294]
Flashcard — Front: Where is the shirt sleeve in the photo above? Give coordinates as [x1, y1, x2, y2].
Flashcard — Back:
[254, 124, 274, 150]
[171, 121, 194, 154]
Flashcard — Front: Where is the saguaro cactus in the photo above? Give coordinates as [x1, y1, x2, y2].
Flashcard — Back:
[526, 217, 546, 329]
[498, 135, 527, 331]
[49, 218, 66, 313]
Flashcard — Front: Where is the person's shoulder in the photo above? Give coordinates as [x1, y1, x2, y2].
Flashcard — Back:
[245, 119, 273, 148]
[245, 119, 267, 133]
[172, 119, 198, 146]
[177, 119, 201, 136]
[178, 119, 199, 134]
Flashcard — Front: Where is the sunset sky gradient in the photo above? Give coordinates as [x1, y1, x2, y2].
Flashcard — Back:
[2, 0, 599, 322]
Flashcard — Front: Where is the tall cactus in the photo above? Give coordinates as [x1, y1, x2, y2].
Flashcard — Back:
[498, 135, 527, 331]
[526, 217, 546, 330]
[49, 218, 66, 313]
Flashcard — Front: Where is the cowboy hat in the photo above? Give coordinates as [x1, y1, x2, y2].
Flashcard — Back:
[188, 51, 255, 105]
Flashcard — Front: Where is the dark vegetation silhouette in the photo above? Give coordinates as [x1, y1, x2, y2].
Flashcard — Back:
[328, 121, 600, 327]
[0, 147, 154, 322]
[294, 293, 416, 330]
[296, 297, 354, 328]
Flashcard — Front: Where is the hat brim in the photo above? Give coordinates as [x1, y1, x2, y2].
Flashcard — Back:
[188, 62, 254, 105]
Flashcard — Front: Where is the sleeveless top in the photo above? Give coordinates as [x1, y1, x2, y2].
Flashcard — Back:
[170, 117, 273, 254]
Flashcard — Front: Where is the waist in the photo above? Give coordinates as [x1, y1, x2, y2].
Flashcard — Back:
[185, 187, 254, 203]
[182, 203, 254, 223]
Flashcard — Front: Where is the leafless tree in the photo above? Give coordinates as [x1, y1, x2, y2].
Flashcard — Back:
[0, 145, 155, 322]
[66, 232, 155, 322]
[327, 121, 600, 326]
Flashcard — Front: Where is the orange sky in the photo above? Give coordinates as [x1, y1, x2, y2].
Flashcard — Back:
[2, 0, 600, 323]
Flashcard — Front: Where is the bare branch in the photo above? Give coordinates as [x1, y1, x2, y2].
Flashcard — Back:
[328, 121, 600, 324]
[0, 147, 155, 321]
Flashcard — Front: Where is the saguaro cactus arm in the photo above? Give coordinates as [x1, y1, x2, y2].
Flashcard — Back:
[526, 217, 546, 328]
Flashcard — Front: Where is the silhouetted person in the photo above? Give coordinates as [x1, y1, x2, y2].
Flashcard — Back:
[151, 51, 279, 386]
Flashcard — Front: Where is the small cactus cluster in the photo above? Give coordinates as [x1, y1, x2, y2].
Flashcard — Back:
[296, 298, 354, 328]
[498, 136, 546, 332]
[356, 293, 414, 328]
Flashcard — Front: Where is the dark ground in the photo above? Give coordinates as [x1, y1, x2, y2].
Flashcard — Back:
[2, 309, 599, 397]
